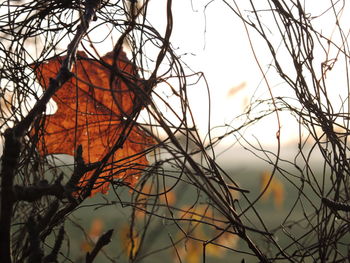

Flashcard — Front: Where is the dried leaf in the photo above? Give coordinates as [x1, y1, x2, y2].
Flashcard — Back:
[80, 218, 104, 253]
[88, 218, 104, 242]
[206, 232, 239, 257]
[177, 204, 210, 221]
[184, 240, 201, 263]
[119, 224, 140, 258]
[31, 50, 152, 194]
[175, 238, 201, 263]
[133, 184, 176, 219]
[260, 171, 285, 209]
[227, 82, 246, 97]
[159, 190, 176, 206]
[81, 242, 93, 253]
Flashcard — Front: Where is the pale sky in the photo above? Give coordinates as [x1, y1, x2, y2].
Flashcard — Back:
[142, 0, 287, 146]
[148, 0, 350, 147]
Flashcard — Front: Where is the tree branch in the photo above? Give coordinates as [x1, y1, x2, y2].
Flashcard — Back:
[322, 197, 350, 212]
[14, 0, 102, 137]
[43, 226, 65, 263]
[0, 129, 22, 263]
[0, 1, 102, 262]
[27, 216, 44, 263]
[86, 229, 114, 263]
[14, 176, 64, 202]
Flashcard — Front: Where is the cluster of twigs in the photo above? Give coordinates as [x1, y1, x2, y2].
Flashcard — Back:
[1, 0, 349, 262]
[0, 0, 271, 262]
[219, 0, 350, 262]
[0, 0, 109, 262]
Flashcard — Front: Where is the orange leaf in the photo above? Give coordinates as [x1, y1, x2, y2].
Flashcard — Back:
[227, 81, 246, 97]
[88, 218, 104, 241]
[174, 238, 202, 263]
[80, 218, 104, 252]
[159, 190, 176, 206]
[31, 50, 152, 195]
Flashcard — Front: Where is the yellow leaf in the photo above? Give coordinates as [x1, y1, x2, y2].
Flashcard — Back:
[273, 180, 285, 209]
[119, 224, 140, 258]
[260, 171, 285, 209]
[206, 232, 239, 258]
[177, 204, 210, 221]
[260, 171, 273, 200]
[175, 239, 201, 263]
[80, 242, 93, 253]
[80, 218, 104, 253]
[159, 190, 176, 206]
[89, 218, 104, 242]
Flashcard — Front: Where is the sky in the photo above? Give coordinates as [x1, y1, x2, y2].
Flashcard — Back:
[142, 0, 350, 148]
[141, 0, 288, 146]
[142, 1, 284, 146]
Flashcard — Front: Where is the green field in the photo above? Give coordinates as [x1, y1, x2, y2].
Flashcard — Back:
[49, 155, 341, 263]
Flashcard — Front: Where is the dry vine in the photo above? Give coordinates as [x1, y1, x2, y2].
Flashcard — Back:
[1, 0, 349, 262]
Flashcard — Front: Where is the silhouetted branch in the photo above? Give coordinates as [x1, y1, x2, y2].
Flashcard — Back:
[14, 176, 64, 202]
[322, 197, 350, 212]
[0, 1, 103, 261]
[43, 226, 65, 263]
[0, 129, 22, 263]
[15, 0, 102, 137]
[65, 145, 92, 195]
[38, 200, 60, 234]
[85, 229, 114, 263]
[26, 216, 44, 263]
